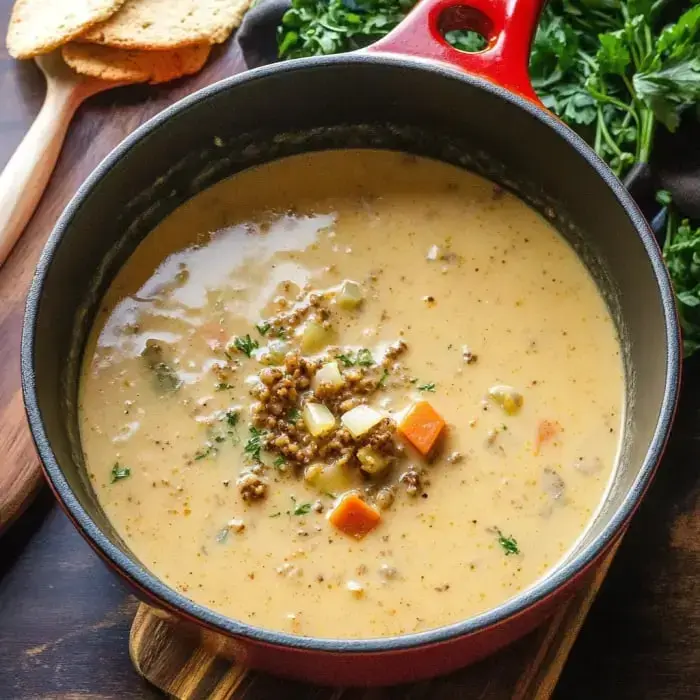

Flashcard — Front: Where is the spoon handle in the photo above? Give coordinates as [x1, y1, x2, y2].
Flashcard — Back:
[0, 77, 85, 268]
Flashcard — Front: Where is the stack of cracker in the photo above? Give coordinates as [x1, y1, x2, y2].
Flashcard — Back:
[6, 0, 251, 84]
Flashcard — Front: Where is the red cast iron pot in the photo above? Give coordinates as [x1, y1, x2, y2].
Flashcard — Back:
[22, 0, 681, 686]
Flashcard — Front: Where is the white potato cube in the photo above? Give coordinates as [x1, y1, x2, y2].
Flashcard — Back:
[300, 321, 332, 353]
[341, 405, 383, 438]
[313, 361, 344, 390]
[337, 280, 363, 310]
[303, 402, 336, 437]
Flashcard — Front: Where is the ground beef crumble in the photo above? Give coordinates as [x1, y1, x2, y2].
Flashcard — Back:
[237, 471, 268, 501]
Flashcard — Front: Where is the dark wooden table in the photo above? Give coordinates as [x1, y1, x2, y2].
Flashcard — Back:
[1, 3, 700, 699]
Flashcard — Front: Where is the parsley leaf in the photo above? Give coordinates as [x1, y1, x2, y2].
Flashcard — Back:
[292, 500, 312, 516]
[378, 368, 389, 387]
[225, 410, 240, 427]
[496, 528, 520, 556]
[273, 455, 286, 469]
[338, 348, 374, 367]
[417, 382, 436, 392]
[659, 192, 700, 357]
[256, 322, 271, 336]
[338, 353, 355, 367]
[244, 427, 267, 462]
[110, 463, 131, 483]
[215, 382, 234, 391]
[234, 334, 259, 358]
[287, 407, 301, 422]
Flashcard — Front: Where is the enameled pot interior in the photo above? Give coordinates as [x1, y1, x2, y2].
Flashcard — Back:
[23, 56, 679, 650]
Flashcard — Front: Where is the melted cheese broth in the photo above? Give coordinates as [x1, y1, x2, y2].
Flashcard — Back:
[80, 150, 623, 639]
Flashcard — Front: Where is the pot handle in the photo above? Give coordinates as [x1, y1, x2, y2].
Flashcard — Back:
[364, 0, 545, 107]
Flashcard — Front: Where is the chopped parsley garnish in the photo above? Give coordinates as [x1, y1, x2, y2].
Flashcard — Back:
[378, 368, 389, 387]
[417, 382, 436, 392]
[292, 501, 312, 516]
[338, 348, 374, 367]
[110, 463, 131, 483]
[215, 382, 234, 391]
[212, 410, 240, 445]
[290, 495, 312, 516]
[356, 348, 374, 366]
[496, 529, 520, 556]
[287, 407, 301, 422]
[273, 455, 286, 469]
[256, 321, 271, 336]
[269, 512, 282, 518]
[216, 528, 229, 543]
[322, 491, 337, 499]
[338, 353, 355, 367]
[234, 334, 259, 357]
[194, 443, 218, 461]
[273, 328, 287, 339]
[244, 427, 267, 462]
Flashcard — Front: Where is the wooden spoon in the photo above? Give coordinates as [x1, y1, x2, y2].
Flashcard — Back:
[0, 51, 121, 268]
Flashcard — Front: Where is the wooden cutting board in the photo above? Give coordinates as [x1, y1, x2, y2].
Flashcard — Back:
[129, 538, 621, 699]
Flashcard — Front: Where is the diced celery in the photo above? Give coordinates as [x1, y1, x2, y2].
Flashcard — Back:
[337, 280, 363, 310]
[357, 446, 389, 475]
[341, 405, 383, 438]
[312, 361, 344, 390]
[303, 402, 336, 436]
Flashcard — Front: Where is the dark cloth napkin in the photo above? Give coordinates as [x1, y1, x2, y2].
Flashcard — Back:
[235, 0, 700, 220]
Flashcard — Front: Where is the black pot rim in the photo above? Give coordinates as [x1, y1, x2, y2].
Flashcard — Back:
[21, 52, 681, 654]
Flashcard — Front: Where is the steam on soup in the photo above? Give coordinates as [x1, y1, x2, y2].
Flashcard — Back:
[79, 150, 623, 639]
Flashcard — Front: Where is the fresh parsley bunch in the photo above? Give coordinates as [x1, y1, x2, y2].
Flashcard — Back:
[532, 0, 700, 177]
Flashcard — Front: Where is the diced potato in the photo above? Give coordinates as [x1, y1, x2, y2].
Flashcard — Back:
[357, 446, 389, 475]
[488, 384, 524, 415]
[341, 405, 383, 438]
[303, 402, 336, 437]
[304, 461, 355, 493]
[337, 280, 363, 310]
[312, 361, 344, 390]
[259, 339, 289, 365]
[300, 321, 333, 353]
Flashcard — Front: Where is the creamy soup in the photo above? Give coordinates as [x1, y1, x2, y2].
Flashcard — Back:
[80, 150, 623, 639]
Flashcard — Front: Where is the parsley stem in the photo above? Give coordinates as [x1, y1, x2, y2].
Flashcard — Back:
[638, 109, 655, 164]
[596, 106, 624, 163]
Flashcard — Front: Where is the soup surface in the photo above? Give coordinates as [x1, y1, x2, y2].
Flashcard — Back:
[80, 150, 624, 639]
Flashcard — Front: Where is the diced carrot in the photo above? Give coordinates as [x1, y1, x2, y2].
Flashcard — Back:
[328, 494, 381, 539]
[398, 401, 446, 456]
[534, 419, 561, 454]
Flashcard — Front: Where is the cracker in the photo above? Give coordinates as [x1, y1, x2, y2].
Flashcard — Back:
[80, 0, 252, 50]
[6, 0, 128, 59]
[61, 43, 211, 84]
